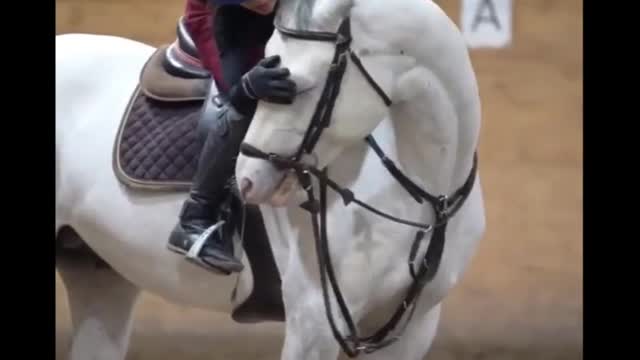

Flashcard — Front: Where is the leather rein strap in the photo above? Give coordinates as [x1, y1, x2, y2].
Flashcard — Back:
[239, 16, 478, 357]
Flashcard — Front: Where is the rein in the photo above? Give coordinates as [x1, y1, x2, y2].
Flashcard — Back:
[239, 15, 478, 357]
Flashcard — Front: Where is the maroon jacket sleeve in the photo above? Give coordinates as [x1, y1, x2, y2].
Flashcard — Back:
[183, 0, 269, 92]
[182, 0, 229, 90]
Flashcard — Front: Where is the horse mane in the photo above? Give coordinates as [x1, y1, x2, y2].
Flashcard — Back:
[349, 0, 480, 152]
[343, 0, 481, 182]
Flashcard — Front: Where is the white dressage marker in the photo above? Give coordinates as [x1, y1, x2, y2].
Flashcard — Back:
[461, 0, 513, 48]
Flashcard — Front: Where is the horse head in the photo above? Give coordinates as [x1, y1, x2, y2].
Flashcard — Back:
[235, 0, 415, 204]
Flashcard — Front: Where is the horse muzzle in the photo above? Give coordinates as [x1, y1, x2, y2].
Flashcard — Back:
[236, 156, 308, 207]
[235, 143, 319, 206]
[235, 152, 283, 204]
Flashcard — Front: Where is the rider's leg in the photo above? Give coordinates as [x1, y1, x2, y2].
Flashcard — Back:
[167, 7, 279, 274]
[167, 102, 250, 274]
[166, 17, 268, 274]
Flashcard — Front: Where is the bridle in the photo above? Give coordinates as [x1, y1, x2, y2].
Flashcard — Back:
[239, 15, 478, 357]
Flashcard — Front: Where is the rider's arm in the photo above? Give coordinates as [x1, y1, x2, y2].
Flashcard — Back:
[214, 6, 297, 117]
[183, 0, 227, 88]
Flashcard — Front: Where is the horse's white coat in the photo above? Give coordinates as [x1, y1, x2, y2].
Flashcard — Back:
[56, 33, 263, 359]
[55, 1, 485, 359]
[236, 0, 485, 359]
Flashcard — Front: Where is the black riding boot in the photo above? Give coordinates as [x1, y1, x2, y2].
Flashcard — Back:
[167, 104, 251, 275]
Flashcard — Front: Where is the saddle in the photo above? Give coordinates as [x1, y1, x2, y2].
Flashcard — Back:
[112, 16, 284, 324]
[115, 15, 225, 190]
[139, 16, 210, 102]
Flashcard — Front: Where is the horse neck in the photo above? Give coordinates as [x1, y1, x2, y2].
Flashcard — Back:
[389, 65, 478, 198]
[347, 0, 480, 192]
[275, 85, 475, 297]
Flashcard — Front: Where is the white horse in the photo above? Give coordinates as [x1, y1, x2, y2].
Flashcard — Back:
[55, 0, 485, 359]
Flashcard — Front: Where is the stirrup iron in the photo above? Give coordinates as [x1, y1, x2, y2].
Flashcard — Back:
[185, 220, 226, 260]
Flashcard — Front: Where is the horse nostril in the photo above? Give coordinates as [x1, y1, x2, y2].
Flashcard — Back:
[240, 177, 253, 200]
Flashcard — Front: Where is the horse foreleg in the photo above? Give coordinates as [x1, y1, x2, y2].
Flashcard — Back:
[279, 263, 343, 360]
[57, 237, 140, 360]
[362, 303, 442, 360]
[280, 293, 342, 360]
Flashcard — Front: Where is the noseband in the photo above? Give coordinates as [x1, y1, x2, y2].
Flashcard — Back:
[239, 16, 478, 357]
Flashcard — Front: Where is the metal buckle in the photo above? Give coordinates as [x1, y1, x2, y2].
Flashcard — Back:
[294, 169, 313, 191]
[359, 337, 399, 354]
[267, 152, 281, 164]
[211, 94, 224, 108]
[435, 195, 449, 221]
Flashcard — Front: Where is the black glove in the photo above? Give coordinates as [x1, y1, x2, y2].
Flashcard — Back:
[242, 55, 297, 103]
[228, 55, 297, 116]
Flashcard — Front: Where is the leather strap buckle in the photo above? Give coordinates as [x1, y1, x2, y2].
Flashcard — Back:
[435, 195, 450, 221]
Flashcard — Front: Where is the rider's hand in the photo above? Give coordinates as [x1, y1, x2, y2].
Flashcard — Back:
[228, 55, 297, 116]
[241, 55, 297, 104]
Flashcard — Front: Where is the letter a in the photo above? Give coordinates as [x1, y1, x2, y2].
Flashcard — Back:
[461, 0, 512, 48]
[472, 0, 501, 31]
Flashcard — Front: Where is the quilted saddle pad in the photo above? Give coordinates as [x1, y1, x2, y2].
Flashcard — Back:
[113, 84, 204, 191]
[110, 34, 284, 325]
